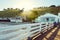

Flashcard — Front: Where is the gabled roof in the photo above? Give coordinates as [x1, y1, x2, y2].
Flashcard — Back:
[35, 13, 58, 22]
[40, 13, 58, 18]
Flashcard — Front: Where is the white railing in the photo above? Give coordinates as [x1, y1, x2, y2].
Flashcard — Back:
[0, 22, 54, 40]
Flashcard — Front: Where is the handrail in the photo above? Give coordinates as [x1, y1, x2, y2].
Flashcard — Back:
[0, 22, 54, 40]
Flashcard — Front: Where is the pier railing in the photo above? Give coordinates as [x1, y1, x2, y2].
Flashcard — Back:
[0, 22, 54, 40]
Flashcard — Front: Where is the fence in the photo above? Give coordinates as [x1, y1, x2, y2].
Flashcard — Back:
[0, 22, 54, 40]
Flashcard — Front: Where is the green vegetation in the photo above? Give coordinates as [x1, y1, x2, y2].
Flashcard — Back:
[0, 8, 24, 17]
[0, 5, 60, 22]
[27, 5, 60, 21]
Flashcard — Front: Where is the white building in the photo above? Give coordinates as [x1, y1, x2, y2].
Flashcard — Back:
[9, 16, 23, 23]
[58, 13, 60, 22]
[35, 13, 58, 23]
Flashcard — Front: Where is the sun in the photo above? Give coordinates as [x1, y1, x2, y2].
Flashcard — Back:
[14, 0, 34, 11]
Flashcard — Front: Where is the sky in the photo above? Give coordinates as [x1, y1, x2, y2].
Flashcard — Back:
[0, 0, 60, 10]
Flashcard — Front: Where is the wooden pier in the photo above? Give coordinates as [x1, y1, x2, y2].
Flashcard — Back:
[33, 26, 60, 40]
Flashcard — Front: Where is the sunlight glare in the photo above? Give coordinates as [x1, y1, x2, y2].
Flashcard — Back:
[14, 0, 35, 11]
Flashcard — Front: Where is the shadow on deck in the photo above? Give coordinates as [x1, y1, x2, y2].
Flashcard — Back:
[34, 26, 60, 40]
